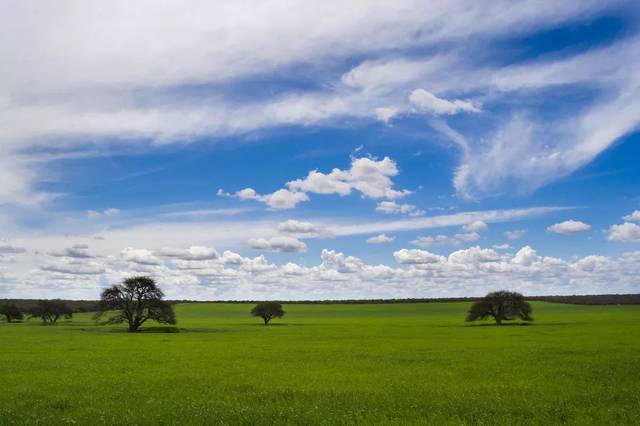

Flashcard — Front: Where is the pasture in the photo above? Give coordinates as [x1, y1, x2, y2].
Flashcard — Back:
[0, 302, 639, 425]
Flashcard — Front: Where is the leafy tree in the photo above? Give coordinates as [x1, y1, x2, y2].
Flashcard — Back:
[94, 276, 176, 332]
[466, 291, 533, 325]
[28, 300, 73, 324]
[0, 304, 24, 322]
[251, 301, 285, 325]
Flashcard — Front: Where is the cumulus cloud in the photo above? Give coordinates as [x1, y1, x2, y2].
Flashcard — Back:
[623, 210, 640, 222]
[409, 89, 480, 115]
[547, 220, 591, 234]
[463, 221, 488, 232]
[248, 236, 307, 253]
[505, 229, 526, 240]
[0, 244, 26, 254]
[225, 157, 410, 210]
[493, 243, 511, 250]
[366, 234, 395, 244]
[375, 106, 400, 123]
[320, 249, 365, 273]
[49, 244, 97, 259]
[607, 222, 640, 242]
[287, 156, 410, 199]
[394, 248, 445, 265]
[376, 201, 425, 216]
[411, 228, 481, 247]
[5, 240, 640, 300]
[156, 246, 219, 261]
[120, 247, 162, 265]
[277, 220, 318, 234]
[41, 260, 105, 275]
[233, 188, 309, 210]
[448, 246, 500, 264]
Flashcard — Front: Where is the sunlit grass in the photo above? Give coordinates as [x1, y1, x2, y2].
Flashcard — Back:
[1, 302, 639, 425]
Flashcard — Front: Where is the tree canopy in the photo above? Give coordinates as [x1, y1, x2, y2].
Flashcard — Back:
[251, 301, 285, 325]
[94, 276, 176, 332]
[466, 291, 533, 325]
[28, 300, 73, 324]
[0, 304, 23, 323]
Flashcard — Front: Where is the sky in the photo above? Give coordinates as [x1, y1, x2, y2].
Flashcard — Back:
[1, 0, 640, 300]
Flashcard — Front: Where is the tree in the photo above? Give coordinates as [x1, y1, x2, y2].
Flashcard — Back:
[28, 300, 73, 324]
[0, 304, 24, 323]
[466, 291, 533, 325]
[251, 301, 285, 325]
[94, 276, 176, 332]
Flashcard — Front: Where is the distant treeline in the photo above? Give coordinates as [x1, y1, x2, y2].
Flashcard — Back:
[174, 293, 640, 305]
[529, 294, 640, 305]
[0, 299, 98, 312]
[2, 293, 639, 311]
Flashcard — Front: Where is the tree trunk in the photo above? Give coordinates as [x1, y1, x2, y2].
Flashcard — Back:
[495, 316, 502, 325]
[263, 316, 270, 325]
[128, 322, 139, 332]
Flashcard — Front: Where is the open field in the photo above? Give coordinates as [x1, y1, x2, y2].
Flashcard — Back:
[1, 302, 639, 425]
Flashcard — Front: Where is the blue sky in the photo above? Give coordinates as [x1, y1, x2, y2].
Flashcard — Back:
[1, 1, 639, 299]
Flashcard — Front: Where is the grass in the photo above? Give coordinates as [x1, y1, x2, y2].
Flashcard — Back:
[0, 301, 639, 425]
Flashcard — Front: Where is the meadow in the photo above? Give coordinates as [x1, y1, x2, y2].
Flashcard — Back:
[0, 301, 639, 425]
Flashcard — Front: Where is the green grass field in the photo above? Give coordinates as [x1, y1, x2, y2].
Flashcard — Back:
[1, 302, 639, 425]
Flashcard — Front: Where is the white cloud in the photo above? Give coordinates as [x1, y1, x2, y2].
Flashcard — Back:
[228, 156, 409, 210]
[366, 234, 395, 244]
[394, 248, 445, 265]
[505, 229, 526, 240]
[287, 156, 410, 199]
[87, 208, 120, 218]
[411, 232, 480, 247]
[120, 247, 162, 265]
[607, 222, 640, 242]
[4, 238, 640, 300]
[493, 243, 511, 250]
[409, 89, 480, 115]
[248, 236, 307, 253]
[375, 106, 400, 123]
[233, 188, 309, 210]
[463, 220, 488, 232]
[0, 1, 629, 208]
[511, 246, 538, 266]
[220, 250, 244, 265]
[277, 220, 318, 234]
[376, 201, 425, 216]
[156, 246, 219, 261]
[623, 210, 640, 222]
[49, 244, 96, 259]
[0, 244, 27, 254]
[321, 249, 365, 273]
[327, 206, 563, 237]
[448, 246, 500, 264]
[41, 260, 105, 275]
[547, 220, 591, 234]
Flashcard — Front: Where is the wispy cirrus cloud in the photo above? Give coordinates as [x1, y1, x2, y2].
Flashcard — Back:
[0, 1, 626, 206]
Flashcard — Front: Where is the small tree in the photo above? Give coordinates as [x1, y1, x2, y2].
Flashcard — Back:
[94, 276, 176, 332]
[466, 290, 533, 325]
[0, 304, 24, 323]
[28, 300, 73, 324]
[251, 301, 285, 325]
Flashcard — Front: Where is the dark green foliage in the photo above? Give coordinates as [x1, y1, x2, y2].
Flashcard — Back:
[0, 304, 23, 322]
[94, 276, 176, 332]
[250, 301, 285, 325]
[28, 300, 73, 324]
[466, 290, 533, 325]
